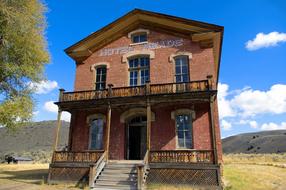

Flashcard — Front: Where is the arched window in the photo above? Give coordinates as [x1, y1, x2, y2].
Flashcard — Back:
[89, 118, 104, 150]
[95, 66, 107, 90]
[128, 56, 150, 86]
[174, 55, 189, 83]
[128, 29, 149, 44]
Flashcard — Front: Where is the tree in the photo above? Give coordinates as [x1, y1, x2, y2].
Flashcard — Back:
[0, 0, 49, 130]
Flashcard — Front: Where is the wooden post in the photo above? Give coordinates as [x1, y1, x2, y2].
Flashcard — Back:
[53, 109, 62, 151]
[107, 84, 114, 98]
[209, 95, 218, 164]
[58, 88, 65, 101]
[89, 164, 96, 188]
[146, 101, 151, 151]
[207, 75, 213, 90]
[145, 80, 150, 95]
[105, 104, 112, 161]
[137, 165, 144, 190]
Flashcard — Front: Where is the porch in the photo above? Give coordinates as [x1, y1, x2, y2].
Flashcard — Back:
[48, 78, 221, 189]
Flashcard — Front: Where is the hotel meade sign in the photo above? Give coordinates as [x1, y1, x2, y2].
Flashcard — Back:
[99, 39, 184, 57]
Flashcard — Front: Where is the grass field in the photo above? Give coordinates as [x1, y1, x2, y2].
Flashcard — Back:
[0, 154, 285, 190]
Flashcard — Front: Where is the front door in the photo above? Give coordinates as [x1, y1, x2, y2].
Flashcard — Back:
[126, 116, 147, 160]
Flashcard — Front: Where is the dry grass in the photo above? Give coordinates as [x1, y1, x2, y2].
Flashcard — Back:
[0, 164, 83, 190]
[0, 154, 286, 190]
[223, 154, 286, 190]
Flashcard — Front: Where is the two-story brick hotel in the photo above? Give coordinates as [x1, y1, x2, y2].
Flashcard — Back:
[48, 9, 224, 190]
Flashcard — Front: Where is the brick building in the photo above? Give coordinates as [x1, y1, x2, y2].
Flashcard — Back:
[48, 9, 224, 189]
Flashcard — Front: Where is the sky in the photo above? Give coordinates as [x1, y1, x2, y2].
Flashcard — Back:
[32, 0, 286, 138]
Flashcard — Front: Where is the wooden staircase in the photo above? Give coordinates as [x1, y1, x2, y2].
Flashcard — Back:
[92, 160, 143, 190]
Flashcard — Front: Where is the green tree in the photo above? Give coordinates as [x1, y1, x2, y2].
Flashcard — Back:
[0, 0, 49, 130]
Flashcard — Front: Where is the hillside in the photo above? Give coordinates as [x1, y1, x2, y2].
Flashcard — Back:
[0, 120, 69, 160]
[223, 130, 286, 154]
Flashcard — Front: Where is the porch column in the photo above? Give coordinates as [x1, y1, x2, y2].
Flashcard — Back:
[147, 101, 151, 151]
[210, 96, 218, 164]
[105, 104, 112, 161]
[52, 89, 65, 151]
[53, 109, 62, 151]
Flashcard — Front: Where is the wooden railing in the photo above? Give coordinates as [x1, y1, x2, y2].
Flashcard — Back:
[59, 80, 211, 102]
[52, 150, 104, 163]
[137, 151, 150, 190]
[89, 151, 106, 188]
[149, 150, 213, 164]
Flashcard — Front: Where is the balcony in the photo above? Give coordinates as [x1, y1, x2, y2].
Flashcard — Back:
[58, 80, 214, 103]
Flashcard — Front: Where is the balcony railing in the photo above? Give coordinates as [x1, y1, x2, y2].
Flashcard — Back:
[59, 80, 211, 102]
[149, 150, 214, 164]
[52, 150, 104, 163]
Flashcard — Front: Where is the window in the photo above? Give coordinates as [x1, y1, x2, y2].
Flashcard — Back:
[95, 66, 106, 90]
[89, 118, 104, 150]
[129, 57, 150, 86]
[176, 114, 192, 149]
[175, 56, 189, 83]
[131, 33, 147, 43]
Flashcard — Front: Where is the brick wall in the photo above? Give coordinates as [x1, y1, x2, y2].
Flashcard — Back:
[70, 102, 213, 160]
[74, 30, 216, 91]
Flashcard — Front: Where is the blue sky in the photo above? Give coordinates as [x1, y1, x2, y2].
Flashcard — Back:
[33, 0, 286, 138]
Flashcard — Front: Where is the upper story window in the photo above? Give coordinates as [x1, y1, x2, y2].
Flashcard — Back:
[176, 114, 193, 149]
[129, 57, 150, 86]
[131, 33, 147, 43]
[175, 55, 189, 83]
[95, 66, 107, 90]
[89, 118, 104, 150]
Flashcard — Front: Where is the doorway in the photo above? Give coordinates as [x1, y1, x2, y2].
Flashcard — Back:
[126, 116, 147, 160]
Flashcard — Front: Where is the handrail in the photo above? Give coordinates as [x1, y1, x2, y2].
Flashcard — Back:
[89, 151, 106, 188]
[137, 151, 149, 190]
[149, 150, 214, 164]
[52, 150, 104, 163]
[59, 80, 211, 102]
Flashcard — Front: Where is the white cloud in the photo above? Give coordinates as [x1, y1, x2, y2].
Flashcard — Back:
[44, 101, 71, 122]
[44, 101, 58, 113]
[221, 119, 232, 131]
[218, 83, 235, 119]
[249, 121, 258, 129]
[246, 32, 286, 50]
[29, 80, 58, 94]
[231, 84, 286, 117]
[261, 122, 286, 131]
[33, 111, 39, 116]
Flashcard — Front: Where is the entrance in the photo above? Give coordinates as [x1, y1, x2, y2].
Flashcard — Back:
[126, 116, 147, 160]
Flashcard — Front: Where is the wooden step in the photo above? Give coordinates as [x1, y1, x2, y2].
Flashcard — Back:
[102, 168, 137, 173]
[99, 174, 137, 180]
[91, 185, 137, 190]
[96, 179, 137, 186]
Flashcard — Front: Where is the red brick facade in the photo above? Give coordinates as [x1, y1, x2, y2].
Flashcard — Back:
[68, 29, 222, 163]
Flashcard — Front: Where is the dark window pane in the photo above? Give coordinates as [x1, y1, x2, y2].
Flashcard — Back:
[182, 74, 189, 82]
[176, 76, 182, 83]
[133, 35, 139, 43]
[90, 119, 104, 150]
[182, 66, 188, 74]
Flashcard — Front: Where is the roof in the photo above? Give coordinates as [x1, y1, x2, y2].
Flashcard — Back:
[65, 9, 224, 84]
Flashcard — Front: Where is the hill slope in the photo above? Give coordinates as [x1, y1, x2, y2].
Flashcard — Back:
[223, 130, 286, 154]
[0, 120, 69, 159]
